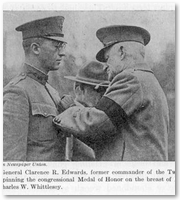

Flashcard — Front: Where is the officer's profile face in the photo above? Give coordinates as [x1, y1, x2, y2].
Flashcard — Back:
[38, 38, 66, 72]
[104, 43, 124, 81]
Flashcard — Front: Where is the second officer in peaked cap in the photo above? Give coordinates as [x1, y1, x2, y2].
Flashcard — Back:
[53, 25, 169, 161]
[3, 16, 70, 161]
[95, 25, 150, 62]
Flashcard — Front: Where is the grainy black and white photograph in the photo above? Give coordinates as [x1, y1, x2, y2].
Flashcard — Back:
[2, 2, 175, 195]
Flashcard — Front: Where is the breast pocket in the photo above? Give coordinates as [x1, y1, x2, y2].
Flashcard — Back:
[29, 103, 59, 141]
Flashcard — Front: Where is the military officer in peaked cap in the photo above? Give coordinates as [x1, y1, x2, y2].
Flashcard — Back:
[3, 16, 70, 161]
[54, 25, 169, 161]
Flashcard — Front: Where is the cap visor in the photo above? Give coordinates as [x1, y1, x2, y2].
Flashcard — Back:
[45, 36, 67, 43]
[96, 48, 106, 62]
[96, 44, 114, 62]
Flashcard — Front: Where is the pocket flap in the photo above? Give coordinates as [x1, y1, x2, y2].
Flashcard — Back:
[32, 103, 58, 117]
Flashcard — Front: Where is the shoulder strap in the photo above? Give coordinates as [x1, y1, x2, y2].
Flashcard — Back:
[7, 73, 27, 86]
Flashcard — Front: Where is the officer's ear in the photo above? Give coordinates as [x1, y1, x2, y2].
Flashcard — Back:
[30, 43, 41, 55]
[117, 45, 126, 60]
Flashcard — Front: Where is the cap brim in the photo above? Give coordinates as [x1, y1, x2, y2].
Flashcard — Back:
[64, 76, 109, 87]
[96, 41, 119, 62]
[45, 36, 67, 43]
[96, 45, 112, 62]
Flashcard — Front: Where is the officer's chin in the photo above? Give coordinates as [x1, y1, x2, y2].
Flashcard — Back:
[50, 64, 61, 71]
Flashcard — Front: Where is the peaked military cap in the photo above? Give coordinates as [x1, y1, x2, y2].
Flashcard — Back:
[64, 61, 109, 88]
[16, 16, 65, 42]
[96, 25, 151, 62]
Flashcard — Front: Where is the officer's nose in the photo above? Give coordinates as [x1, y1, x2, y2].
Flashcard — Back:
[58, 48, 66, 58]
[57, 42, 66, 56]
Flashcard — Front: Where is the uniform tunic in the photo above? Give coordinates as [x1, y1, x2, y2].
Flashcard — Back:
[3, 64, 66, 161]
[55, 62, 169, 161]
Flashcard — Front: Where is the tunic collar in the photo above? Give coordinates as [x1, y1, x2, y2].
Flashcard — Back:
[132, 62, 153, 74]
[110, 61, 154, 84]
[125, 61, 153, 74]
[23, 63, 48, 85]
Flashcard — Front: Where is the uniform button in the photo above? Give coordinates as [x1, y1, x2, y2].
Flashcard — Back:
[21, 73, 25, 76]
[44, 112, 48, 117]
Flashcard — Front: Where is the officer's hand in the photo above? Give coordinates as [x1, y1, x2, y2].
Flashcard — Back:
[60, 95, 74, 110]
[53, 115, 72, 137]
[54, 115, 61, 124]
[53, 116, 62, 132]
